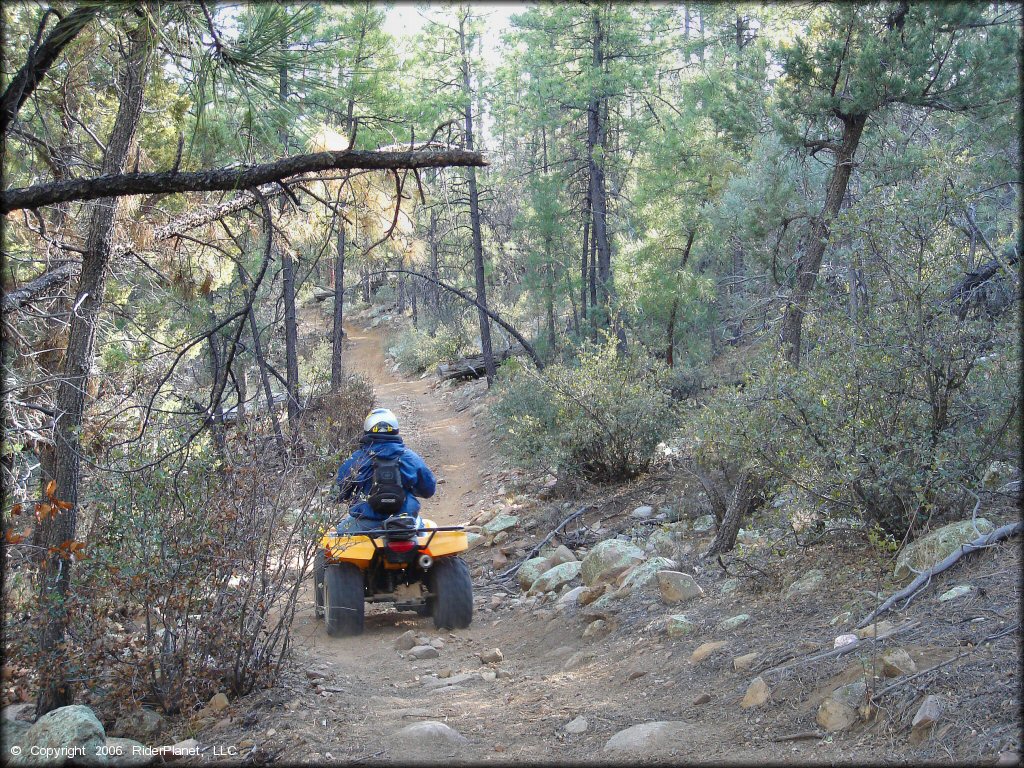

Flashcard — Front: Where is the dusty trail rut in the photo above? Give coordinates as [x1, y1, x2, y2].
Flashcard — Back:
[280, 322, 719, 764]
[197, 318, 1016, 765]
[284, 322, 586, 763]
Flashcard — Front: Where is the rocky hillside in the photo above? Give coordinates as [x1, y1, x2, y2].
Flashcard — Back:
[3, 327, 1019, 766]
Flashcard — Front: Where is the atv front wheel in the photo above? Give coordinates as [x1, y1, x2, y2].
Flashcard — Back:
[313, 550, 325, 618]
[430, 556, 473, 630]
[324, 563, 365, 636]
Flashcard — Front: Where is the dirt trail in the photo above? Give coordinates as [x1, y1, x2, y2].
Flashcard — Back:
[337, 322, 485, 528]
[273, 321, 780, 764]
[200, 317, 1008, 765]
[282, 321, 566, 762]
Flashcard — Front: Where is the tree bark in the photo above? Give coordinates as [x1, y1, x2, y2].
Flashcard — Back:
[204, 305, 227, 459]
[780, 112, 867, 367]
[541, 125, 556, 351]
[330, 212, 346, 390]
[458, 14, 496, 385]
[37, 18, 152, 716]
[580, 191, 591, 326]
[1, 148, 486, 214]
[666, 229, 696, 368]
[0, 6, 98, 135]
[277, 63, 301, 429]
[704, 468, 764, 558]
[588, 7, 612, 323]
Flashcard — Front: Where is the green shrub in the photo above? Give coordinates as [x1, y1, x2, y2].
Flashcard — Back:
[491, 338, 678, 481]
[688, 306, 1020, 541]
[389, 324, 472, 374]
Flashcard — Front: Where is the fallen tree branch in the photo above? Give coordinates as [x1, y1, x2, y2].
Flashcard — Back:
[770, 731, 826, 743]
[496, 506, 589, 581]
[870, 624, 1018, 705]
[371, 268, 545, 371]
[870, 653, 964, 704]
[856, 522, 1023, 630]
[759, 620, 921, 679]
[2, 262, 77, 312]
[1, 148, 486, 214]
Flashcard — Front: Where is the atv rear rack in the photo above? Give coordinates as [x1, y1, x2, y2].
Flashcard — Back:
[333, 524, 465, 551]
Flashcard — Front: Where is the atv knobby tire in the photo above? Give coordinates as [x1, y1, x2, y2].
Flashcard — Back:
[324, 563, 364, 636]
[313, 550, 325, 618]
[430, 556, 473, 629]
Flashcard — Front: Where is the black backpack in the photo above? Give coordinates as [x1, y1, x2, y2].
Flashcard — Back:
[367, 456, 407, 515]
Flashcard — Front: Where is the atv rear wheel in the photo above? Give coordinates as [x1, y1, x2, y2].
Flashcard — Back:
[313, 550, 325, 618]
[324, 563, 364, 636]
[430, 556, 473, 630]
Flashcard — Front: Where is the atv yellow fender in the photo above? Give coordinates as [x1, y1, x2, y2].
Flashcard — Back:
[320, 518, 467, 569]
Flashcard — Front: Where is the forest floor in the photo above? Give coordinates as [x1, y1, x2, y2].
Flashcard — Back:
[186, 310, 1021, 766]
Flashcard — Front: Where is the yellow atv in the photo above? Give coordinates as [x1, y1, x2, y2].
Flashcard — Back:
[313, 514, 473, 637]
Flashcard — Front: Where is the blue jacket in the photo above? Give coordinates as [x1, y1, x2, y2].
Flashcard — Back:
[335, 433, 436, 520]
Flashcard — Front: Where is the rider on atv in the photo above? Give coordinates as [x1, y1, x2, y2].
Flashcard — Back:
[335, 408, 436, 534]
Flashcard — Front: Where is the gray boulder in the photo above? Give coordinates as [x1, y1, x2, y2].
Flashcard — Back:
[894, 518, 995, 580]
[528, 561, 582, 595]
[630, 506, 654, 519]
[392, 721, 468, 757]
[647, 528, 677, 557]
[518, 557, 552, 591]
[3, 719, 30, 760]
[783, 569, 826, 600]
[482, 514, 519, 536]
[16, 705, 107, 766]
[110, 709, 164, 741]
[657, 571, 704, 604]
[665, 615, 697, 638]
[620, 557, 676, 592]
[556, 585, 585, 608]
[716, 614, 750, 632]
[580, 540, 645, 587]
[603, 721, 693, 754]
[692, 515, 715, 533]
[545, 545, 578, 568]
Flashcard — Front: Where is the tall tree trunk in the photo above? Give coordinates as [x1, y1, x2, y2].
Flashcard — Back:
[278, 63, 301, 427]
[589, 220, 597, 310]
[205, 308, 227, 459]
[428, 198, 440, 323]
[541, 125, 556, 351]
[780, 112, 867, 367]
[580, 191, 591, 326]
[330, 214, 346, 391]
[242, 274, 286, 453]
[588, 7, 612, 324]
[666, 229, 697, 368]
[458, 14, 495, 384]
[37, 19, 153, 716]
[397, 257, 407, 313]
[361, 265, 370, 303]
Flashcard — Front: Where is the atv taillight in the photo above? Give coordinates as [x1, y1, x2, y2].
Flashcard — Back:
[387, 540, 416, 553]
